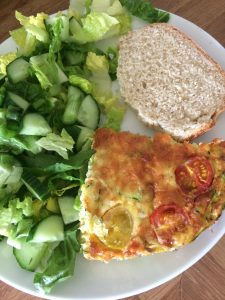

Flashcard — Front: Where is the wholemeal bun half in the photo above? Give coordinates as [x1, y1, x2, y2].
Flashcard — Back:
[117, 23, 225, 141]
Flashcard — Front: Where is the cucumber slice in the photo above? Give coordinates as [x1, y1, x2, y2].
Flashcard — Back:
[58, 196, 79, 225]
[7, 92, 29, 112]
[6, 58, 30, 83]
[62, 86, 83, 125]
[56, 64, 68, 84]
[76, 126, 94, 151]
[21, 168, 50, 201]
[7, 237, 23, 249]
[77, 95, 100, 129]
[81, 138, 93, 151]
[20, 113, 51, 136]
[31, 215, 64, 243]
[13, 241, 48, 272]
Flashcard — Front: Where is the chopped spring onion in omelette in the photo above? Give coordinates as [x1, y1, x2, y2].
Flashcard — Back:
[0, 0, 169, 294]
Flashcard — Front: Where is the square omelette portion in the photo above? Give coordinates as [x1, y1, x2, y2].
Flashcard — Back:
[80, 128, 225, 261]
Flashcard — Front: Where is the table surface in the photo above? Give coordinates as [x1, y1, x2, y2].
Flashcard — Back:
[0, 0, 225, 299]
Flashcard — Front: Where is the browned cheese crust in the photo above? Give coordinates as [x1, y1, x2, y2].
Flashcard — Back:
[80, 128, 225, 261]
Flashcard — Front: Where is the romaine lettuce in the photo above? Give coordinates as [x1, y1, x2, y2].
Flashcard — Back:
[71, 12, 120, 43]
[30, 53, 68, 89]
[69, 75, 93, 93]
[15, 11, 49, 43]
[86, 52, 112, 102]
[86, 52, 125, 130]
[34, 223, 80, 294]
[0, 52, 17, 76]
[69, 0, 92, 18]
[0, 197, 38, 237]
[119, 0, 170, 23]
[36, 129, 74, 159]
[91, 0, 124, 16]
[10, 27, 37, 56]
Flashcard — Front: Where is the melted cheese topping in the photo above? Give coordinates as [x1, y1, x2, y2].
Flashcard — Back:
[80, 129, 225, 261]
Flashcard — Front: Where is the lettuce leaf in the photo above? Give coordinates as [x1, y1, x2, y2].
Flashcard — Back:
[71, 12, 120, 43]
[91, 0, 124, 16]
[0, 52, 17, 76]
[10, 11, 49, 55]
[115, 13, 131, 34]
[34, 223, 80, 294]
[10, 27, 37, 56]
[30, 53, 68, 89]
[0, 197, 38, 237]
[69, 75, 93, 93]
[86, 52, 112, 103]
[119, 0, 169, 23]
[86, 52, 125, 130]
[15, 11, 49, 43]
[90, 0, 131, 34]
[104, 105, 125, 131]
[69, 0, 92, 18]
[46, 14, 69, 58]
[36, 129, 74, 159]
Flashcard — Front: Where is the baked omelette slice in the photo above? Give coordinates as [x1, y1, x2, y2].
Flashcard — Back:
[80, 128, 225, 261]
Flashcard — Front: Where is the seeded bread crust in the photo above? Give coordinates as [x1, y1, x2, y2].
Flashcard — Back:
[117, 23, 225, 141]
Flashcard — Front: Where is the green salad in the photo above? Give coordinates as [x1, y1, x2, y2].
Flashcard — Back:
[0, 0, 169, 294]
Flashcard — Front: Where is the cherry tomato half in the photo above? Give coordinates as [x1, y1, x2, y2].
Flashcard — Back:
[175, 156, 214, 197]
[103, 206, 133, 250]
[150, 204, 189, 246]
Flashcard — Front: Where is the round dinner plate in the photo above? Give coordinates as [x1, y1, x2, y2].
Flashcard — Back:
[0, 11, 225, 300]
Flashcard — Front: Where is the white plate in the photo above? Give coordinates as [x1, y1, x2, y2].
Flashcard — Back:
[0, 12, 225, 300]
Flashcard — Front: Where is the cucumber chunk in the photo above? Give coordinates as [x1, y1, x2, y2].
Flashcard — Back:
[13, 241, 48, 272]
[20, 113, 51, 136]
[77, 95, 100, 129]
[31, 215, 64, 243]
[62, 86, 83, 125]
[76, 126, 94, 151]
[7, 92, 29, 112]
[58, 196, 79, 225]
[6, 58, 30, 83]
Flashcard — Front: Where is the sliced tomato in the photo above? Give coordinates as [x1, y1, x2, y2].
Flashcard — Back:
[175, 156, 214, 197]
[102, 206, 133, 250]
[150, 204, 189, 246]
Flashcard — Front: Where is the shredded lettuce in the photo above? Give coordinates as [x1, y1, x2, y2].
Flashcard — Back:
[10, 27, 37, 55]
[10, 11, 49, 55]
[36, 129, 74, 159]
[86, 52, 112, 102]
[71, 12, 120, 43]
[104, 105, 125, 131]
[30, 53, 68, 89]
[34, 223, 80, 294]
[46, 14, 70, 58]
[86, 52, 125, 130]
[0, 197, 38, 237]
[115, 13, 131, 34]
[0, 154, 22, 188]
[91, 0, 124, 16]
[15, 11, 49, 43]
[119, 0, 170, 23]
[0, 52, 17, 76]
[69, 75, 93, 93]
